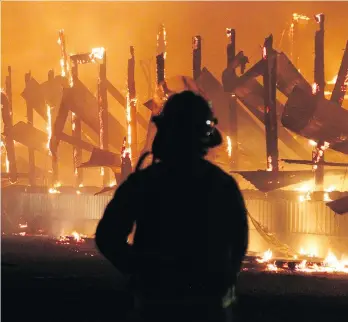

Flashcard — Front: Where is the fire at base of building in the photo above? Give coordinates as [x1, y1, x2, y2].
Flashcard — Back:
[2, 15, 348, 275]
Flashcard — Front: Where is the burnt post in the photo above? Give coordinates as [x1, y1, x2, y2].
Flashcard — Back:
[24, 72, 36, 186]
[48, 69, 59, 186]
[314, 13, 325, 98]
[4, 66, 18, 183]
[192, 36, 202, 81]
[313, 13, 325, 191]
[226, 28, 239, 169]
[263, 35, 279, 172]
[331, 41, 348, 107]
[156, 24, 166, 86]
[98, 52, 109, 186]
[70, 58, 83, 187]
[128, 46, 138, 160]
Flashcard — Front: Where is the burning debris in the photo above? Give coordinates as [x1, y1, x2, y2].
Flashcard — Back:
[56, 231, 86, 245]
[249, 249, 348, 274]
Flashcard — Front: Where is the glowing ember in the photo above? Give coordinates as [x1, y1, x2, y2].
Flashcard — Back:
[314, 13, 323, 24]
[19, 223, 28, 229]
[295, 184, 313, 202]
[226, 136, 232, 158]
[5, 155, 10, 173]
[266, 156, 273, 172]
[125, 91, 132, 160]
[292, 13, 310, 22]
[46, 104, 52, 153]
[1, 141, 9, 172]
[312, 82, 319, 94]
[262, 47, 267, 60]
[157, 24, 167, 60]
[109, 180, 116, 187]
[309, 140, 317, 147]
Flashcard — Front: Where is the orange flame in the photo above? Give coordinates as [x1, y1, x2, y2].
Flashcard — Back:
[226, 136, 232, 158]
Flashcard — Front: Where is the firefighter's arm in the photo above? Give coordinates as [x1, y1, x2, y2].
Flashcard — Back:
[95, 176, 138, 275]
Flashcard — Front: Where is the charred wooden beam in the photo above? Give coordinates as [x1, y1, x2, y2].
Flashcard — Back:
[281, 86, 348, 154]
[24, 72, 36, 185]
[263, 35, 279, 172]
[70, 58, 83, 187]
[331, 41, 348, 107]
[47, 70, 59, 187]
[232, 169, 344, 193]
[327, 196, 348, 215]
[12, 121, 95, 154]
[225, 28, 239, 169]
[128, 46, 138, 160]
[276, 52, 312, 97]
[282, 159, 348, 167]
[201, 67, 309, 161]
[106, 79, 147, 130]
[98, 52, 109, 186]
[314, 13, 325, 98]
[79, 147, 121, 168]
[192, 35, 202, 81]
[3, 67, 18, 183]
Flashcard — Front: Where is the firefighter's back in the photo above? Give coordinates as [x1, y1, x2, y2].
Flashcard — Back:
[130, 159, 245, 321]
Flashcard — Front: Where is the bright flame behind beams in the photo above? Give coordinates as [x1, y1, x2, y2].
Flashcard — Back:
[226, 136, 232, 158]
[48, 182, 61, 194]
[122, 91, 133, 160]
[90, 47, 105, 61]
[5, 156, 10, 173]
[1, 141, 10, 173]
[157, 24, 167, 60]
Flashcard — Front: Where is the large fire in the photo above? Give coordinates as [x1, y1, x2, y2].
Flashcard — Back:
[255, 248, 348, 274]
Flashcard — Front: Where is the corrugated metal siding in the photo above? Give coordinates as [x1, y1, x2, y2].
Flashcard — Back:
[18, 193, 112, 221]
[4, 193, 348, 239]
[245, 199, 348, 238]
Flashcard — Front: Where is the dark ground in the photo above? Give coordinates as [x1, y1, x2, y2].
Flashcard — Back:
[2, 236, 348, 322]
